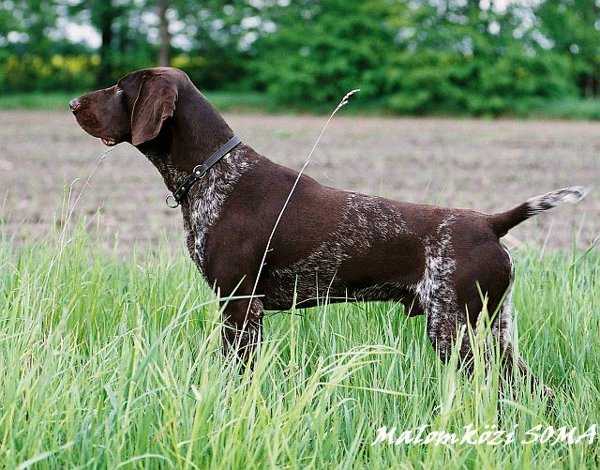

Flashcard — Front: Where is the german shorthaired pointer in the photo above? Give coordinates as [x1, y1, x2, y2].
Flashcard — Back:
[71, 67, 588, 395]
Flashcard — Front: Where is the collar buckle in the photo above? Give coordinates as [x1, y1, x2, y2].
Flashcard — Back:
[193, 166, 207, 178]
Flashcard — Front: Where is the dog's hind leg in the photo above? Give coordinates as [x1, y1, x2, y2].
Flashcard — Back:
[424, 284, 554, 402]
[493, 282, 555, 400]
[415, 216, 475, 371]
[423, 293, 475, 372]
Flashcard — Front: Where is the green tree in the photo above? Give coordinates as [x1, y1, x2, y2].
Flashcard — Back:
[170, 0, 261, 89]
[157, 0, 171, 66]
[537, 0, 600, 97]
[384, 0, 576, 114]
[0, 0, 93, 92]
[68, 0, 154, 86]
[252, 0, 400, 105]
[0, 0, 59, 56]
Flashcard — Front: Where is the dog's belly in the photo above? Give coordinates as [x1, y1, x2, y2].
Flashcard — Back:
[260, 271, 352, 310]
[261, 270, 421, 315]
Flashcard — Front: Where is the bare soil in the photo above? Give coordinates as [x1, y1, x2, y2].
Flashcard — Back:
[1, 110, 598, 253]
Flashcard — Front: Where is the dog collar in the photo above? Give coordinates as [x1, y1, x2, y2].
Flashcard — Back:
[166, 134, 242, 208]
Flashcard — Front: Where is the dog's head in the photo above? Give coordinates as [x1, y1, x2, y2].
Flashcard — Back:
[70, 67, 187, 147]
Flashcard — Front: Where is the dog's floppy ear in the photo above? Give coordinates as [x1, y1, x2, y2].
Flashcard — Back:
[130, 72, 177, 146]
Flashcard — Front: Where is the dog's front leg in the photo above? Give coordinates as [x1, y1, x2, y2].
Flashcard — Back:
[221, 298, 264, 365]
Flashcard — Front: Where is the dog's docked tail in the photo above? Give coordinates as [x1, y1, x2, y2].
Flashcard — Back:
[488, 186, 589, 238]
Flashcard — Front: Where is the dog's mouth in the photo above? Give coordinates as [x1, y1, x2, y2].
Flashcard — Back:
[101, 137, 118, 146]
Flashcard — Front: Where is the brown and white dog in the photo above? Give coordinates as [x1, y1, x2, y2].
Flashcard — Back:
[71, 67, 588, 395]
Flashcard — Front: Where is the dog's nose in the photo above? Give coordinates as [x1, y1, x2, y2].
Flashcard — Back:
[69, 98, 81, 112]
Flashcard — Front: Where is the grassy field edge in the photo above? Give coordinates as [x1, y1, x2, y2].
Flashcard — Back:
[1, 91, 599, 120]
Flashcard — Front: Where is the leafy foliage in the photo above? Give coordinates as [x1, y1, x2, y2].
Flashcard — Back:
[0, 0, 598, 116]
[537, 0, 600, 98]
[253, 0, 579, 115]
[252, 0, 398, 105]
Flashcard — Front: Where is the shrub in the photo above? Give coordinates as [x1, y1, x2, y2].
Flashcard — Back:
[0, 54, 98, 93]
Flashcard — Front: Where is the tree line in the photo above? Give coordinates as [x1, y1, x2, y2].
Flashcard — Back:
[1, 0, 598, 115]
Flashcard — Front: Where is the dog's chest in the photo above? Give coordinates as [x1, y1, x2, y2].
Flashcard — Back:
[184, 150, 255, 273]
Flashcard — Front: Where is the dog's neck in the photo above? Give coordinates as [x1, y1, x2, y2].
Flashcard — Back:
[139, 88, 236, 193]
[169, 88, 235, 173]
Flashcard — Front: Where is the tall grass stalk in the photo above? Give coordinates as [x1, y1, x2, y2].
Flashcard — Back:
[247, 89, 359, 315]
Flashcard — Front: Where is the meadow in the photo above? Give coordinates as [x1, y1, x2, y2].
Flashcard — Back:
[0, 224, 598, 469]
[3, 2, 600, 466]
[1, 108, 599, 468]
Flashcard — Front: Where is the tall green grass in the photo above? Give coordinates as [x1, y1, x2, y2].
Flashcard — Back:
[0, 229, 598, 468]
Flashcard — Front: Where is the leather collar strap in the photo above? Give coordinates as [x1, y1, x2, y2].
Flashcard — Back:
[166, 134, 242, 208]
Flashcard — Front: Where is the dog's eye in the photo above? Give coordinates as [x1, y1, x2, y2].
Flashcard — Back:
[115, 87, 124, 96]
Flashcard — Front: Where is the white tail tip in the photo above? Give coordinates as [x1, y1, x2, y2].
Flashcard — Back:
[526, 186, 590, 215]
